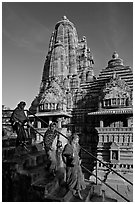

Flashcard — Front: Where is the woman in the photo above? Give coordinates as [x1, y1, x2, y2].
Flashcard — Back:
[44, 122, 65, 176]
[43, 122, 59, 174]
[62, 134, 86, 200]
[10, 101, 31, 147]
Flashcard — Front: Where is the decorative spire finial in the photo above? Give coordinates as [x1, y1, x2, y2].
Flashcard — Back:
[112, 51, 119, 59]
[62, 16, 67, 20]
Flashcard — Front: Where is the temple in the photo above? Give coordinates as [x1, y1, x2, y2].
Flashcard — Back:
[3, 16, 133, 201]
[30, 16, 133, 178]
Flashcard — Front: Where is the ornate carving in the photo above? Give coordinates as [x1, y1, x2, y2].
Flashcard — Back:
[110, 142, 119, 149]
[40, 79, 66, 105]
[102, 74, 131, 100]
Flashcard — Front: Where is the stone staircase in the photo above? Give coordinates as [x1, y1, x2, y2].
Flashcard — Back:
[2, 135, 95, 202]
[35, 179, 95, 202]
[3, 135, 132, 202]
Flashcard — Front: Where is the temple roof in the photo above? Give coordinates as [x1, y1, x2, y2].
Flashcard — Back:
[97, 52, 133, 91]
[108, 51, 123, 67]
[35, 111, 72, 118]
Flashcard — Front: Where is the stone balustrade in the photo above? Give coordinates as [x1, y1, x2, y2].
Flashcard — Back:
[96, 127, 133, 133]
[98, 162, 133, 172]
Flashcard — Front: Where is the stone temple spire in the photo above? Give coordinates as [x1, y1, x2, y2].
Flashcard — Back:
[41, 16, 79, 84]
[40, 16, 94, 93]
[30, 17, 95, 112]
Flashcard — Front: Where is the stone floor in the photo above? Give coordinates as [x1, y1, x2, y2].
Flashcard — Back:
[101, 172, 133, 202]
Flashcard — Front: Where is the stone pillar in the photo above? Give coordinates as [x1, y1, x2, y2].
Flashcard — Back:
[114, 134, 117, 143]
[102, 190, 105, 202]
[49, 117, 52, 125]
[36, 134, 40, 141]
[37, 121, 41, 128]
[99, 134, 102, 142]
[119, 134, 123, 144]
[100, 120, 104, 127]
[118, 149, 120, 161]
[57, 118, 62, 129]
[55, 103, 57, 110]
[37, 105, 39, 112]
[98, 101, 102, 110]
[110, 150, 112, 160]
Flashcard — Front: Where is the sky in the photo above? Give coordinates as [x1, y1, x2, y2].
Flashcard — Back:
[2, 2, 133, 110]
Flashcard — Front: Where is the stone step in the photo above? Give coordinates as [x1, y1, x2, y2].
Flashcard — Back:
[88, 182, 133, 202]
[3, 149, 47, 171]
[32, 174, 59, 201]
[23, 151, 47, 169]
[3, 146, 16, 160]
[3, 158, 48, 182]
[2, 163, 50, 202]
[43, 183, 72, 202]
[25, 165, 48, 184]
[2, 136, 17, 147]
[2, 136, 32, 148]
[90, 195, 117, 202]
[88, 183, 117, 202]
[102, 182, 133, 202]
[43, 180, 94, 202]
[2, 134, 36, 145]
[68, 180, 94, 202]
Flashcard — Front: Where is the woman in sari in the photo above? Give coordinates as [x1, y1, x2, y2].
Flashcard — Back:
[10, 101, 31, 147]
[43, 122, 65, 177]
[62, 133, 86, 200]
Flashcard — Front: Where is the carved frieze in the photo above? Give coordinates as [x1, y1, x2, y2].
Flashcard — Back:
[102, 74, 131, 99]
[40, 79, 67, 108]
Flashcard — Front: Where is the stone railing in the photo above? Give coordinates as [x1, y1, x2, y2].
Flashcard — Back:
[96, 127, 133, 133]
[98, 162, 133, 172]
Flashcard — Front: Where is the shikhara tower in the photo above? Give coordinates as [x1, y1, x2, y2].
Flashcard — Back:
[30, 16, 94, 116]
[41, 16, 94, 86]
[29, 16, 133, 184]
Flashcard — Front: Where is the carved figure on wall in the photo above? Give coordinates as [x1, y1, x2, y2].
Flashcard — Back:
[101, 74, 132, 108]
[112, 151, 117, 159]
[111, 150, 119, 161]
